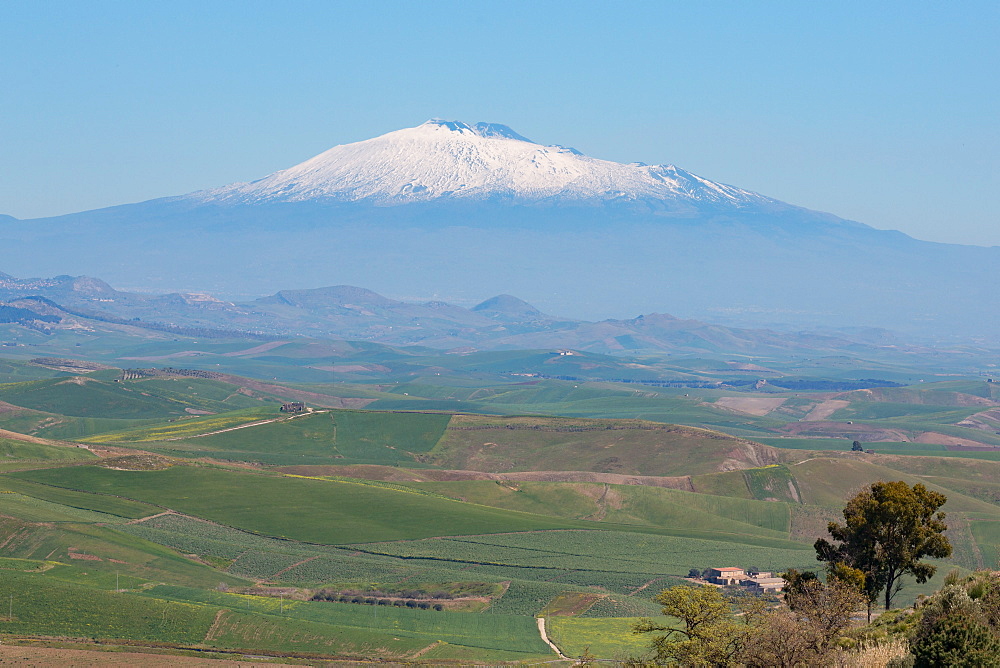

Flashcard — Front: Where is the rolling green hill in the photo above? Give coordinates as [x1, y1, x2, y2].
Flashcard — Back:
[9, 465, 585, 544]
[428, 414, 782, 476]
[1, 351, 999, 662]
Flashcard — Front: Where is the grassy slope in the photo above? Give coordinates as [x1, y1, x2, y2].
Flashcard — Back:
[8, 465, 584, 544]
[0, 437, 96, 471]
[0, 376, 286, 421]
[409, 480, 793, 539]
[0, 567, 550, 661]
[0, 403, 161, 441]
[77, 407, 278, 443]
[0, 377, 199, 419]
[788, 457, 1000, 513]
[153, 409, 451, 466]
[0, 512, 247, 589]
[351, 531, 815, 580]
[150, 585, 550, 659]
[0, 359, 67, 383]
[0, 476, 160, 518]
[548, 617, 654, 661]
[429, 414, 780, 476]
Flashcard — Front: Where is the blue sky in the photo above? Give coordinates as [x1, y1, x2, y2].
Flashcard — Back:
[2, 0, 997, 245]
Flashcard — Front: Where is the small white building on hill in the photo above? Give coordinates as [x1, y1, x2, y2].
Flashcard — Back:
[744, 577, 785, 593]
[706, 567, 746, 585]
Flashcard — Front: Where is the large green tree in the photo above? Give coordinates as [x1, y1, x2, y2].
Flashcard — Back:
[815, 480, 951, 615]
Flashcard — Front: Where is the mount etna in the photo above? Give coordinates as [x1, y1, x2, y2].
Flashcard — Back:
[3, 120, 996, 340]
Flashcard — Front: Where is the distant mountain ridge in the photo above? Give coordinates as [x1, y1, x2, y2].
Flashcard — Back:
[2, 119, 997, 340]
[0, 270, 904, 355]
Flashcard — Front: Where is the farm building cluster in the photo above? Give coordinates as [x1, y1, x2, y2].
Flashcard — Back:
[703, 567, 785, 593]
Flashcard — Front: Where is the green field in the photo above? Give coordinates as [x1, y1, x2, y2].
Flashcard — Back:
[0, 350, 998, 662]
[0, 437, 96, 467]
[743, 465, 801, 503]
[0, 476, 161, 518]
[548, 616, 656, 661]
[0, 570, 219, 643]
[150, 584, 551, 658]
[429, 413, 778, 476]
[0, 569, 552, 661]
[351, 530, 816, 579]
[149, 409, 451, 465]
[8, 465, 583, 543]
[410, 479, 793, 539]
[970, 520, 1000, 569]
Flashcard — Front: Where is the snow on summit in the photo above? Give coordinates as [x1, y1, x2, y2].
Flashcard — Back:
[195, 120, 775, 208]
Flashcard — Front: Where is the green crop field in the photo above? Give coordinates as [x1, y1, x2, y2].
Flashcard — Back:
[0, 476, 160, 518]
[149, 409, 452, 466]
[78, 407, 279, 443]
[0, 492, 128, 523]
[0, 438, 95, 465]
[0, 570, 218, 643]
[0, 359, 67, 383]
[0, 377, 201, 419]
[410, 480, 793, 539]
[0, 405, 162, 441]
[149, 584, 551, 658]
[548, 616, 657, 661]
[871, 449, 1000, 461]
[0, 568, 552, 661]
[351, 530, 816, 579]
[0, 348, 997, 662]
[9, 465, 582, 543]
[788, 458, 1000, 514]
[429, 413, 775, 476]
[970, 520, 1000, 569]
[743, 465, 801, 503]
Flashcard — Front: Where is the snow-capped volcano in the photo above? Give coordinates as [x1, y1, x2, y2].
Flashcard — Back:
[5, 118, 998, 341]
[195, 119, 775, 208]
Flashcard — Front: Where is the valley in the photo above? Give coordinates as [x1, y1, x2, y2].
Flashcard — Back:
[0, 320, 997, 662]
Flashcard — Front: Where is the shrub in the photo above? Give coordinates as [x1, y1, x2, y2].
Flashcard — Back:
[911, 612, 1000, 667]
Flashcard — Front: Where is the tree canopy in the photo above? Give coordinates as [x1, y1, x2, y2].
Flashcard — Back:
[633, 585, 760, 666]
[815, 480, 951, 614]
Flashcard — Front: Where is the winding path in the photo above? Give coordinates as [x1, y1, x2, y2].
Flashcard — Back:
[537, 617, 569, 660]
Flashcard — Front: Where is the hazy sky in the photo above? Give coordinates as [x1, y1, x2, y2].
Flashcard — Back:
[2, 1, 998, 246]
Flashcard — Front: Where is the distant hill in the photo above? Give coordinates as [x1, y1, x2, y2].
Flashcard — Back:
[472, 294, 544, 320]
[0, 272, 903, 356]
